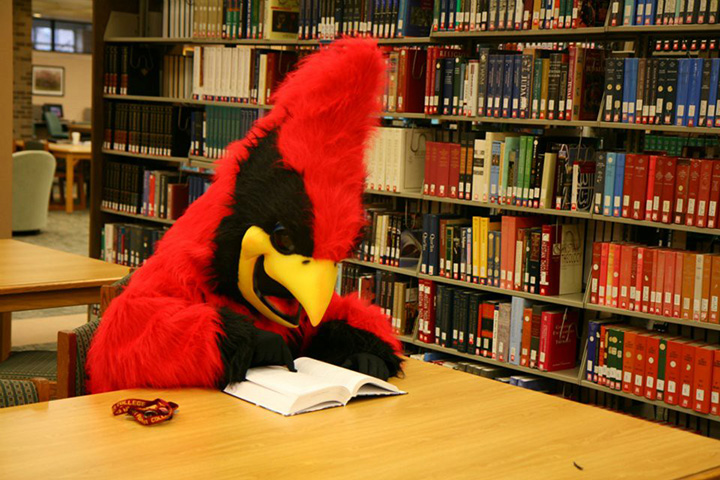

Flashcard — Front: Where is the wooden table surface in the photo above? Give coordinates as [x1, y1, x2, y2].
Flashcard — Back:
[0, 240, 128, 296]
[1, 358, 718, 479]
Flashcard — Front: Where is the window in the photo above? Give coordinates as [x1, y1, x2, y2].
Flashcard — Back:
[32, 19, 92, 54]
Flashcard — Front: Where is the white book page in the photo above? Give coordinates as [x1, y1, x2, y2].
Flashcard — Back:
[294, 357, 404, 397]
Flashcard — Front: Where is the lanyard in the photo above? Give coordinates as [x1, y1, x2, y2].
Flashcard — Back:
[112, 398, 179, 426]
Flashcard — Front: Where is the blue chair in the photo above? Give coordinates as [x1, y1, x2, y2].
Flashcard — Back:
[43, 111, 68, 140]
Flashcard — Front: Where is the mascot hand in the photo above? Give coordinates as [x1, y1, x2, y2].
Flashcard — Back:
[251, 329, 296, 372]
[342, 353, 390, 381]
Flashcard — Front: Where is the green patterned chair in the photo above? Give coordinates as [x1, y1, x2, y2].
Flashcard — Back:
[57, 273, 132, 398]
[0, 378, 50, 408]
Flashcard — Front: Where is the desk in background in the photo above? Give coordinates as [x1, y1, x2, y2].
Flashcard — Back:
[0, 240, 129, 361]
[0, 358, 718, 479]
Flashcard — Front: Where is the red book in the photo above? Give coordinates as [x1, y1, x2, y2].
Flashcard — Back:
[634, 247, 647, 312]
[539, 223, 561, 296]
[607, 243, 620, 307]
[423, 47, 436, 114]
[622, 330, 637, 393]
[520, 307, 533, 366]
[631, 154, 649, 220]
[650, 248, 665, 315]
[660, 156, 677, 223]
[397, 48, 427, 114]
[425, 280, 437, 344]
[711, 348, 720, 416]
[665, 338, 689, 405]
[590, 242, 603, 304]
[694, 345, 714, 414]
[641, 248, 656, 313]
[619, 244, 634, 310]
[480, 302, 496, 357]
[680, 343, 697, 409]
[447, 143, 461, 199]
[632, 333, 647, 396]
[696, 159, 715, 228]
[599, 325, 609, 386]
[650, 156, 666, 222]
[423, 142, 435, 195]
[674, 159, 691, 225]
[644, 335, 660, 400]
[622, 153, 636, 218]
[662, 250, 677, 317]
[538, 309, 578, 372]
[686, 159, 703, 226]
[645, 156, 657, 221]
[435, 143, 451, 197]
[598, 242, 610, 305]
[629, 246, 639, 311]
[708, 161, 720, 228]
[673, 252, 685, 318]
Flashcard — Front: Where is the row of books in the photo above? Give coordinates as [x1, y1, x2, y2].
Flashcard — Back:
[101, 223, 168, 268]
[416, 281, 580, 372]
[589, 242, 720, 324]
[644, 133, 719, 157]
[420, 216, 584, 295]
[586, 321, 720, 415]
[190, 107, 260, 159]
[357, 210, 408, 268]
[653, 38, 719, 53]
[422, 45, 604, 121]
[365, 127, 430, 193]
[299, 0, 433, 39]
[602, 57, 720, 128]
[103, 45, 161, 97]
[608, 0, 720, 25]
[191, 46, 298, 104]
[592, 155, 720, 229]
[103, 103, 191, 158]
[162, 53, 194, 99]
[163, 0, 195, 38]
[432, 0, 606, 31]
[420, 133, 597, 212]
[102, 161, 207, 220]
[337, 265, 419, 335]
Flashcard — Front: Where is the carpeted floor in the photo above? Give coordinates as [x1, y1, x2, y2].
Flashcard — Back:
[11, 209, 90, 323]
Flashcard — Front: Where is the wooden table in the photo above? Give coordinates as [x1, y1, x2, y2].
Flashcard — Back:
[67, 122, 91, 136]
[1, 359, 718, 479]
[47, 142, 92, 213]
[0, 240, 129, 361]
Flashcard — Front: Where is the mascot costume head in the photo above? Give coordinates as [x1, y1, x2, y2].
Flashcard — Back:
[87, 38, 403, 393]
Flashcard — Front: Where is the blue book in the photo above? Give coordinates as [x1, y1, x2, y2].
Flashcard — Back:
[511, 55, 522, 119]
[427, 214, 439, 276]
[643, 0, 656, 24]
[441, 57, 455, 115]
[487, 55, 498, 117]
[421, 213, 431, 274]
[502, 55, 515, 118]
[613, 153, 625, 217]
[622, 58, 632, 122]
[509, 297, 530, 366]
[676, 59, 691, 126]
[635, 0, 645, 24]
[708, 59, 720, 128]
[490, 140, 502, 203]
[627, 58, 638, 123]
[603, 152, 617, 216]
[586, 321, 600, 381]
[687, 58, 703, 127]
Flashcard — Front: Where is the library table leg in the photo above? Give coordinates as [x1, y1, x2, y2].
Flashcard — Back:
[65, 156, 76, 214]
[0, 312, 11, 362]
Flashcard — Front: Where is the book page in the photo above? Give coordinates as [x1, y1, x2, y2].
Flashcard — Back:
[294, 357, 404, 397]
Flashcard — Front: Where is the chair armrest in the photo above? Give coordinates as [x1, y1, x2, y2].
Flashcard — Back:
[30, 378, 50, 402]
[57, 330, 77, 399]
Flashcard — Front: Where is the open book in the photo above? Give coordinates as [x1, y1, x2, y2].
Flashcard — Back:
[224, 357, 405, 416]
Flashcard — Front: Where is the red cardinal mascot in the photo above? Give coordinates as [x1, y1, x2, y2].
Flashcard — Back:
[87, 38, 403, 393]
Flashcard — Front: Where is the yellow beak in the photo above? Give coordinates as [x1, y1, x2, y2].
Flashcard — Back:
[237, 226, 337, 328]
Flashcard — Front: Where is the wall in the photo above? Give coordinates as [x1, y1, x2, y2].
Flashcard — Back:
[2, 1, 14, 237]
[13, 0, 32, 140]
[32, 51, 92, 123]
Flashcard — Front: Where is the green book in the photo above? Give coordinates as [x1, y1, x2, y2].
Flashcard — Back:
[500, 136, 519, 204]
[531, 58, 543, 119]
[522, 136, 533, 206]
[515, 136, 526, 205]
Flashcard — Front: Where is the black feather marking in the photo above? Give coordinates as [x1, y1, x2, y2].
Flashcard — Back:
[303, 320, 403, 378]
[208, 129, 314, 305]
[215, 307, 257, 385]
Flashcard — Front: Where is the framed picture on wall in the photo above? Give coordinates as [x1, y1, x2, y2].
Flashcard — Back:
[32, 65, 64, 96]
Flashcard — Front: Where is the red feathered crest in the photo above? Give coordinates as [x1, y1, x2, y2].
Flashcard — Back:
[217, 38, 386, 262]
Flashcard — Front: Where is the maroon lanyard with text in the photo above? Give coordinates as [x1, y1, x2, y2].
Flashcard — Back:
[112, 398, 179, 426]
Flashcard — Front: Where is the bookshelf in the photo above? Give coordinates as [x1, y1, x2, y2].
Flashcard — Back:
[91, 0, 720, 427]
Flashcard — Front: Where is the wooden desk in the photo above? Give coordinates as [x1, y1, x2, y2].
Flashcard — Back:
[0, 240, 129, 361]
[47, 143, 92, 213]
[0, 359, 718, 479]
[67, 123, 91, 136]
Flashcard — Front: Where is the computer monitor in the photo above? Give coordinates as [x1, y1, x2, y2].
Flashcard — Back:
[42, 103, 64, 119]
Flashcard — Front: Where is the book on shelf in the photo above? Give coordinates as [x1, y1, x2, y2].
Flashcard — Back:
[608, 0, 720, 25]
[586, 320, 720, 416]
[190, 107, 260, 159]
[101, 223, 168, 267]
[224, 357, 405, 416]
[589, 240, 720, 324]
[602, 57, 720, 129]
[365, 126, 433, 193]
[103, 45, 162, 96]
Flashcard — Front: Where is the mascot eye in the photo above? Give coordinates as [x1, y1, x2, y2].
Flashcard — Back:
[271, 224, 296, 255]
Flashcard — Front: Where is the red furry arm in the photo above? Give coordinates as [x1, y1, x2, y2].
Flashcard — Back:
[86, 293, 228, 393]
[301, 293, 403, 377]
